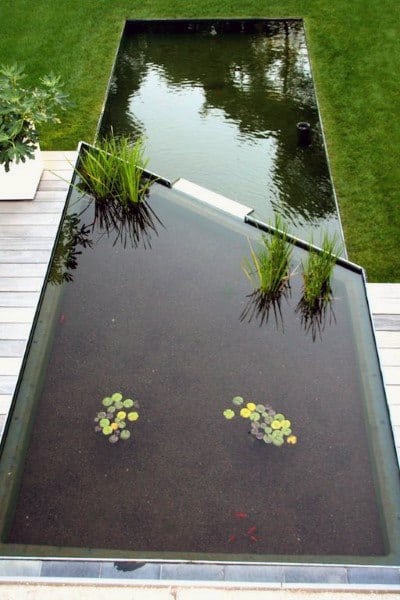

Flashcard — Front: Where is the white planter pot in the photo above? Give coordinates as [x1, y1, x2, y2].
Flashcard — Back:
[0, 145, 43, 200]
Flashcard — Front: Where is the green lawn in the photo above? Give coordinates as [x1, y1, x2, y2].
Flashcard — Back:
[1, 1, 399, 281]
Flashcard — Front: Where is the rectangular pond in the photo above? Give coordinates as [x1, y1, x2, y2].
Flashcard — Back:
[0, 153, 399, 564]
[99, 19, 342, 245]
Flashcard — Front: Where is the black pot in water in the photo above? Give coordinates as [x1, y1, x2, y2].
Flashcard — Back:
[297, 121, 311, 146]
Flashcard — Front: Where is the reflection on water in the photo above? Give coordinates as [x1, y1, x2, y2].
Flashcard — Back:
[49, 193, 162, 284]
[296, 294, 336, 342]
[100, 21, 341, 242]
[240, 287, 291, 330]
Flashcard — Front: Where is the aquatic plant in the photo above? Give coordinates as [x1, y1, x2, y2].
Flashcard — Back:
[223, 396, 296, 447]
[241, 216, 293, 298]
[241, 216, 292, 327]
[296, 232, 341, 340]
[300, 232, 341, 310]
[76, 136, 154, 206]
[94, 392, 140, 444]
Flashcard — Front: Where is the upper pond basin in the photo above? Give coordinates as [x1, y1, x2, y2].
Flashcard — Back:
[100, 20, 341, 244]
[4, 180, 397, 561]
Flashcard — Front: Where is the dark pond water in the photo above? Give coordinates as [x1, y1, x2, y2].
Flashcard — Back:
[100, 21, 342, 244]
[6, 181, 392, 559]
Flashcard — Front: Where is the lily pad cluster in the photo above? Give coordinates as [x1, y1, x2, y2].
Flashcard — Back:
[94, 392, 139, 444]
[223, 396, 297, 447]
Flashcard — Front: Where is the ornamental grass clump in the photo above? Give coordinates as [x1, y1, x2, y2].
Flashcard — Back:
[94, 392, 140, 444]
[223, 396, 297, 447]
[300, 233, 342, 310]
[242, 216, 292, 298]
[77, 136, 153, 205]
[241, 216, 293, 326]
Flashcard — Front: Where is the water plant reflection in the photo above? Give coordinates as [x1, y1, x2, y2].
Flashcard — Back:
[49, 214, 92, 285]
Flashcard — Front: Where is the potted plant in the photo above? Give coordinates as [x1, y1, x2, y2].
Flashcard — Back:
[0, 63, 70, 200]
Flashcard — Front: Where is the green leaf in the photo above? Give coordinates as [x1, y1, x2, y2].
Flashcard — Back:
[102, 425, 113, 435]
[223, 408, 235, 420]
[232, 396, 244, 406]
[111, 392, 123, 402]
[256, 404, 266, 413]
[120, 429, 131, 440]
[118, 420, 126, 429]
[123, 399, 134, 408]
[274, 413, 285, 421]
[99, 418, 110, 428]
[102, 397, 112, 407]
[249, 412, 260, 421]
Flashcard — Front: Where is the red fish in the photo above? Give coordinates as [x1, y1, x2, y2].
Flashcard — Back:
[233, 511, 248, 519]
[250, 535, 261, 542]
[247, 526, 257, 535]
[59, 314, 65, 324]
[228, 534, 236, 543]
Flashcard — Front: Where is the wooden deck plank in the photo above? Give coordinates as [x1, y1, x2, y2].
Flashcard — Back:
[0, 264, 48, 277]
[0, 278, 44, 292]
[0, 238, 55, 250]
[0, 225, 58, 238]
[0, 340, 28, 357]
[382, 366, 400, 386]
[38, 179, 69, 191]
[0, 376, 18, 395]
[379, 348, 400, 366]
[0, 250, 52, 264]
[0, 394, 12, 415]
[0, 292, 39, 307]
[0, 323, 32, 339]
[0, 201, 65, 213]
[373, 315, 400, 331]
[367, 283, 400, 299]
[0, 357, 23, 375]
[0, 213, 63, 226]
[40, 169, 73, 181]
[374, 331, 400, 348]
[0, 307, 36, 323]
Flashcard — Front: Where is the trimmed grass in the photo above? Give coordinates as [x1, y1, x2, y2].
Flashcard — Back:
[1, 0, 399, 281]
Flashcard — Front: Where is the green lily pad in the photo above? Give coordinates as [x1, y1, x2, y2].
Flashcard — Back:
[120, 429, 131, 440]
[111, 392, 123, 402]
[109, 434, 119, 444]
[107, 405, 116, 413]
[102, 397, 112, 407]
[223, 409, 235, 419]
[282, 427, 292, 436]
[264, 415, 273, 424]
[272, 430, 283, 439]
[99, 418, 110, 428]
[265, 426, 272, 434]
[102, 425, 113, 435]
[263, 434, 272, 444]
[274, 413, 285, 421]
[118, 420, 126, 429]
[256, 404, 266, 413]
[123, 399, 134, 408]
[272, 437, 284, 447]
[249, 412, 260, 421]
[114, 401, 124, 410]
[128, 411, 139, 422]
[97, 411, 107, 418]
[232, 396, 244, 406]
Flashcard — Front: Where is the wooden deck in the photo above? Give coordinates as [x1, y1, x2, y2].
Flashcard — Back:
[0, 152, 399, 465]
